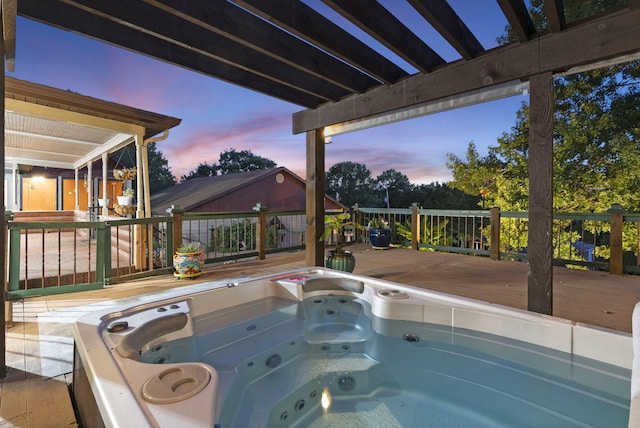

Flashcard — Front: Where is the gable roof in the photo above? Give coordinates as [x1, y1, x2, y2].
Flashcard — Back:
[151, 167, 346, 215]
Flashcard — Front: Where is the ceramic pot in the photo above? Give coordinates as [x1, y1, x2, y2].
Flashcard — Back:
[117, 196, 133, 206]
[369, 228, 391, 249]
[173, 250, 205, 279]
[324, 250, 356, 273]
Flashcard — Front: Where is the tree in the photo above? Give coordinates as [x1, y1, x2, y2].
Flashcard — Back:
[447, 0, 640, 213]
[446, 0, 640, 260]
[217, 148, 276, 174]
[112, 142, 177, 193]
[180, 162, 218, 182]
[147, 142, 177, 192]
[180, 149, 277, 181]
[325, 161, 377, 207]
[375, 169, 411, 208]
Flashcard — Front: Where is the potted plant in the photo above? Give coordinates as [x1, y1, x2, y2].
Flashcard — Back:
[117, 188, 135, 206]
[321, 212, 361, 272]
[368, 217, 391, 249]
[97, 197, 111, 207]
[173, 241, 206, 279]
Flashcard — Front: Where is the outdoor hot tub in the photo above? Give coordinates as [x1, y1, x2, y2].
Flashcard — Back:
[73, 268, 633, 427]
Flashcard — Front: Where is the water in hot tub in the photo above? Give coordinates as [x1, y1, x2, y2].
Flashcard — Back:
[139, 295, 630, 427]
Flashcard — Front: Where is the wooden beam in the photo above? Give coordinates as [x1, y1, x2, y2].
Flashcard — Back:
[233, 0, 408, 84]
[146, 0, 379, 93]
[2, 0, 16, 72]
[543, 0, 565, 33]
[497, 0, 537, 42]
[408, 0, 484, 59]
[527, 72, 553, 315]
[18, 0, 326, 108]
[293, 6, 640, 132]
[305, 130, 325, 267]
[323, 0, 445, 73]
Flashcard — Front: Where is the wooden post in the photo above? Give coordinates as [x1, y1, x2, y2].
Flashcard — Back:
[254, 203, 267, 260]
[527, 72, 554, 315]
[490, 207, 501, 260]
[166, 205, 184, 255]
[0, 32, 6, 376]
[609, 204, 624, 275]
[353, 204, 361, 243]
[305, 129, 325, 267]
[410, 203, 420, 250]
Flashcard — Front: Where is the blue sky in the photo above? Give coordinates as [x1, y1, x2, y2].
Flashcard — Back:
[10, 2, 529, 184]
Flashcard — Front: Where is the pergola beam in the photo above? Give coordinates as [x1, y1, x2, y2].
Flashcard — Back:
[323, 0, 445, 73]
[408, 0, 484, 59]
[293, 7, 640, 133]
[234, 0, 408, 84]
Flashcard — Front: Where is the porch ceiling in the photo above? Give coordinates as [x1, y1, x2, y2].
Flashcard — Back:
[4, 77, 181, 171]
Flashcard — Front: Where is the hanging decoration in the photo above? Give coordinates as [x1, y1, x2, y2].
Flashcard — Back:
[113, 168, 137, 181]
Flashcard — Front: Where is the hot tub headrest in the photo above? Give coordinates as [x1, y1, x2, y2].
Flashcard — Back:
[301, 277, 364, 294]
[115, 312, 188, 360]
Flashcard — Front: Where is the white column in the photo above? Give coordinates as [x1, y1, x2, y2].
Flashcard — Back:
[101, 152, 108, 216]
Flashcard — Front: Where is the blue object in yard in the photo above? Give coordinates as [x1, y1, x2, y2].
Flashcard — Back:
[572, 240, 595, 262]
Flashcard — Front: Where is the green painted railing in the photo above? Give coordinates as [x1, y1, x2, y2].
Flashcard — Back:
[7, 204, 638, 299]
[6, 216, 173, 299]
[6, 207, 306, 298]
[353, 205, 637, 274]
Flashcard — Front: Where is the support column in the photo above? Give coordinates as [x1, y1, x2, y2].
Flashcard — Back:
[608, 204, 624, 275]
[527, 72, 554, 315]
[0, 29, 6, 377]
[490, 207, 501, 260]
[101, 152, 108, 216]
[254, 203, 267, 260]
[87, 161, 93, 216]
[410, 203, 420, 250]
[305, 129, 325, 267]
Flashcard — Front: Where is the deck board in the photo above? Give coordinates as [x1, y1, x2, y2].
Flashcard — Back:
[4, 243, 640, 427]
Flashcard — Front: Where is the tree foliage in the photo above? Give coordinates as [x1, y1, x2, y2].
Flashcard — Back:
[147, 142, 177, 193]
[326, 161, 377, 208]
[447, 0, 640, 213]
[181, 149, 277, 182]
[375, 169, 412, 208]
[113, 142, 177, 193]
[218, 148, 277, 174]
[180, 162, 218, 182]
[325, 161, 479, 209]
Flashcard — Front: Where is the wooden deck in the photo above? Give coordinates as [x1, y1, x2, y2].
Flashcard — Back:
[4, 243, 640, 426]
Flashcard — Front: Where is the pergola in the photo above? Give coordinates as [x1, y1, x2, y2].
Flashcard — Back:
[2, 0, 640, 319]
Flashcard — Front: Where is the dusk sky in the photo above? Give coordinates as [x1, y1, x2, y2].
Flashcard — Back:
[10, 1, 531, 185]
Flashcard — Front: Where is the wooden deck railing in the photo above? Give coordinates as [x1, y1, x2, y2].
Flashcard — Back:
[353, 204, 636, 275]
[6, 204, 639, 298]
[5, 206, 306, 298]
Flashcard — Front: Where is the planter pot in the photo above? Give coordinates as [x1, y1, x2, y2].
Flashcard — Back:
[113, 168, 137, 180]
[324, 250, 356, 273]
[114, 205, 136, 216]
[369, 228, 391, 249]
[173, 251, 205, 279]
[97, 198, 111, 207]
[117, 196, 133, 206]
